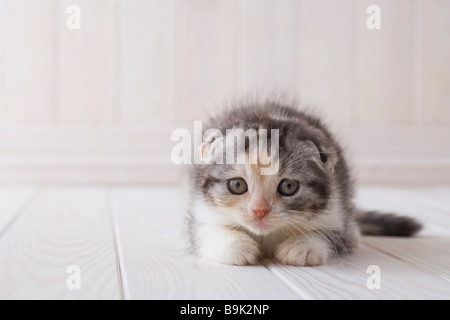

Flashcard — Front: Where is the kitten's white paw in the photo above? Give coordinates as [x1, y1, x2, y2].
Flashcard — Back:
[274, 234, 331, 266]
[199, 231, 262, 265]
[219, 236, 262, 265]
[348, 222, 361, 249]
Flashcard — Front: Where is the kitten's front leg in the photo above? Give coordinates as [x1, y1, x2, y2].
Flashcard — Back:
[274, 232, 332, 266]
[195, 225, 262, 265]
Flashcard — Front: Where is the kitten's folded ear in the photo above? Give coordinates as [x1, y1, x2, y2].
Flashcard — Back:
[305, 140, 338, 174]
[200, 129, 225, 164]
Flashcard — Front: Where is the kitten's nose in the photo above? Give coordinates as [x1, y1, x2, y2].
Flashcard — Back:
[252, 207, 270, 219]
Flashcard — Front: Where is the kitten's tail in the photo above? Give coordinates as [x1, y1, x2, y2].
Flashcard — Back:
[355, 210, 422, 237]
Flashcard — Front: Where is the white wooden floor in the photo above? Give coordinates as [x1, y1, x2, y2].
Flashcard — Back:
[1, 185, 450, 300]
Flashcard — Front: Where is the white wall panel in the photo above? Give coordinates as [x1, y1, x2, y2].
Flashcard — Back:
[357, 0, 412, 124]
[0, 0, 448, 183]
[119, 0, 175, 124]
[0, 0, 54, 123]
[299, 0, 353, 125]
[0, 0, 5, 120]
[56, 0, 115, 123]
[241, 0, 294, 97]
[421, 0, 450, 124]
[178, 0, 236, 123]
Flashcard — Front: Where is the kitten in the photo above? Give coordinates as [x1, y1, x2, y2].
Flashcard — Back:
[185, 100, 422, 266]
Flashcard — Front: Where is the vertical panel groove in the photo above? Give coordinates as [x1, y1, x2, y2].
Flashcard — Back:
[293, 0, 302, 100]
[242, 0, 247, 94]
[411, 0, 423, 125]
[352, 0, 364, 125]
[174, 0, 187, 124]
[59, 0, 115, 123]
[299, 0, 305, 99]
[181, 0, 236, 122]
[3, 0, 54, 123]
[421, 0, 450, 124]
[52, 0, 60, 123]
[300, 0, 353, 124]
[234, 0, 246, 97]
[358, 0, 412, 124]
[181, 0, 187, 124]
[242, 0, 294, 98]
[0, 1, 5, 120]
[54, 0, 64, 123]
[120, 0, 175, 124]
[113, 0, 122, 124]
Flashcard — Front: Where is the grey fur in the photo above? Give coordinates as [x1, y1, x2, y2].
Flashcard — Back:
[356, 211, 422, 237]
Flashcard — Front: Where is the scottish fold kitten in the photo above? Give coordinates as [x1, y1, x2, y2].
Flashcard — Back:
[186, 101, 421, 266]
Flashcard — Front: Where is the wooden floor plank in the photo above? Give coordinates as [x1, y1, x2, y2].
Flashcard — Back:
[111, 186, 299, 300]
[0, 186, 37, 235]
[1, 185, 449, 300]
[0, 186, 121, 299]
[363, 236, 450, 282]
[265, 244, 450, 299]
[356, 186, 450, 282]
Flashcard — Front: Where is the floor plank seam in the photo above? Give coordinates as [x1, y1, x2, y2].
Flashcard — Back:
[107, 187, 131, 300]
[0, 187, 42, 238]
[261, 261, 312, 300]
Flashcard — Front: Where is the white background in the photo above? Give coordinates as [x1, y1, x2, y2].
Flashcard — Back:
[0, 0, 449, 184]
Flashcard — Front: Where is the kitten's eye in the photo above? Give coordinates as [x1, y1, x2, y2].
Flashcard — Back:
[227, 178, 248, 195]
[278, 179, 299, 196]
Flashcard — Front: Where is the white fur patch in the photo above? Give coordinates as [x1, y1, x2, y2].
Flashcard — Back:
[191, 200, 236, 226]
[195, 224, 262, 265]
[274, 233, 331, 266]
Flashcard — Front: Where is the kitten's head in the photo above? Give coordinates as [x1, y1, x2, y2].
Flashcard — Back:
[190, 104, 340, 236]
